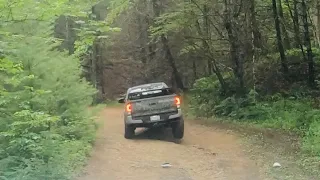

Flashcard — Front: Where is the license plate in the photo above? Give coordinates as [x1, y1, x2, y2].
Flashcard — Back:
[150, 115, 160, 121]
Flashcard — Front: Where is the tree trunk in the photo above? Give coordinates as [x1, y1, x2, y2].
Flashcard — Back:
[318, 1, 320, 38]
[285, 0, 307, 61]
[277, 0, 291, 49]
[192, 58, 197, 81]
[225, 23, 245, 94]
[211, 60, 228, 95]
[152, 0, 185, 90]
[301, 0, 315, 87]
[249, 0, 262, 49]
[272, 0, 289, 75]
[137, 14, 147, 64]
[315, 0, 320, 47]
[194, 19, 227, 92]
[144, 14, 156, 62]
[224, 1, 245, 95]
[160, 35, 185, 90]
[293, 0, 302, 48]
[93, 39, 105, 103]
[203, 5, 212, 75]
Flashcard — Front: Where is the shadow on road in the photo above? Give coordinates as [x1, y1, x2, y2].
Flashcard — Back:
[133, 127, 182, 144]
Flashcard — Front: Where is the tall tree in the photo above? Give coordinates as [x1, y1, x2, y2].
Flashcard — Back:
[301, 0, 315, 87]
[249, 0, 263, 49]
[277, 0, 291, 49]
[272, 0, 289, 75]
[152, 0, 185, 90]
[224, 0, 245, 95]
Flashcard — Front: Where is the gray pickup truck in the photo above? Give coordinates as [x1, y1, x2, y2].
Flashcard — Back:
[118, 82, 184, 139]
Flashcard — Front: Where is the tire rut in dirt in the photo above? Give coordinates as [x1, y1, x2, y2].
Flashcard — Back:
[77, 108, 263, 180]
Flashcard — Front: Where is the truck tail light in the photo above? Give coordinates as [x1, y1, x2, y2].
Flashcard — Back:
[126, 103, 132, 114]
[174, 96, 181, 107]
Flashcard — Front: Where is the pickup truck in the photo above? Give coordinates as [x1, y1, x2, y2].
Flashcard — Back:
[118, 82, 184, 139]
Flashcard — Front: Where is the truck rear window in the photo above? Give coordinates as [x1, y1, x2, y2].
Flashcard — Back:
[128, 88, 174, 100]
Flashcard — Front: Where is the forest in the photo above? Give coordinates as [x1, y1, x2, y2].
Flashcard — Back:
[1, 0, 320, 179]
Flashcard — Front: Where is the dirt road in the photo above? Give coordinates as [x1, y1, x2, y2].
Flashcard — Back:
[78, 107, 264, 180]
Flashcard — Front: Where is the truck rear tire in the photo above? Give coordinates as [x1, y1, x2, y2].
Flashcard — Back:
[124, 125, 135, 139]
[172, 118, 184, 139]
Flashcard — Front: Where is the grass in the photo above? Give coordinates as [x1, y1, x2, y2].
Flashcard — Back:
[104, 100, 123, 107]
[182, 104, 320, 180]
[243, 133, 319, 180]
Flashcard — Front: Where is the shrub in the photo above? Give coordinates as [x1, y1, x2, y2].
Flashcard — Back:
[0, 33, 98, 179]
[189, 76, 224, 117]
[303, 121, 320, 156]
[189, 76, 320, 155]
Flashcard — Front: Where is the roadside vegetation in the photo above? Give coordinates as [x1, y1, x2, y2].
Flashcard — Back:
[104, 1, 320, 164]
[1, 0, 320, 179]
[109, 0, 319, 177]
[0, 1, 104, 179]
[189, 75, 320, 156]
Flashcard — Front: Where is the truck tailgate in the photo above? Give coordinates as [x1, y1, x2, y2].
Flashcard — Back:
[131, 95, 177, 117]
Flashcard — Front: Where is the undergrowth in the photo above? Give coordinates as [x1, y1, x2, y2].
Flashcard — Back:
[0, 31, 99, 180]
[188, 76, 320, 157]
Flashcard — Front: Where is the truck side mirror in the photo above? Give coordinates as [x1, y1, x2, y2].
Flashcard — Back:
[118, 98, 125, 103]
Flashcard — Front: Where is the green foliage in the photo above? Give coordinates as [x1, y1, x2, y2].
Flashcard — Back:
[189, 76, 320, 156]
[0, 0, 100, 179]
[303, 121, 320, 156]
[0, 0, 98, 21]
[74, 19, 121, 57]
[106, 0, 134, 24]
[189, 76, 224, 116]
[0, 36, 98, 179]
[149, 1, 195, 37]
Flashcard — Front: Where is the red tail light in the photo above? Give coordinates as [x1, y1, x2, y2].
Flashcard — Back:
[174, 96, 181, 106]
[126, 103, 132, 114]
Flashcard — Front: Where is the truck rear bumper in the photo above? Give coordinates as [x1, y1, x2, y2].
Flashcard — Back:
[124, 109, 182, 127]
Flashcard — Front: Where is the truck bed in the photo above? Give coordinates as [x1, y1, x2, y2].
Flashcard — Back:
[130, 94, 178, 117]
